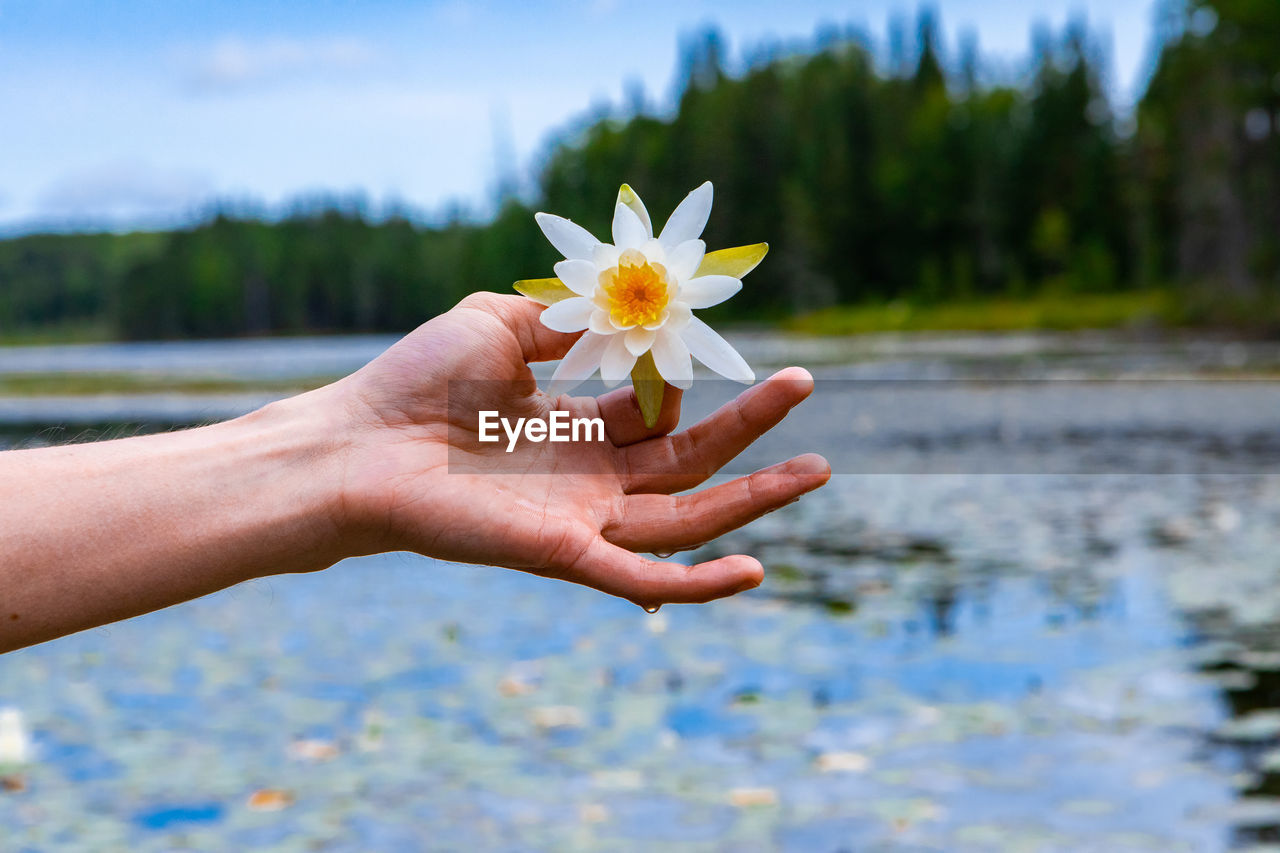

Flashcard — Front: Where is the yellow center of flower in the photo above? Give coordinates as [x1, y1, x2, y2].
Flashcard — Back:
[599, 248, 671, 328]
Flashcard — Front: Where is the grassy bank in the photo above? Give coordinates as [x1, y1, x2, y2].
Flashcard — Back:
[786, 290, 1179, 336]
[0, 373, 339, 396]
[0, 320, 115, 347]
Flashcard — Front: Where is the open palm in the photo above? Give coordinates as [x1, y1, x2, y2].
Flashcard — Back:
[332, 293, 829, 609]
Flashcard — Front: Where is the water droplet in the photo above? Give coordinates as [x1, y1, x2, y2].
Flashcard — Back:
[654, 551, 676, 559]
[644, 605, 661, 614]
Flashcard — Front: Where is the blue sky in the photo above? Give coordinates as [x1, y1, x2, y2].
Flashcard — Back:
[0, 0, 1160, 234]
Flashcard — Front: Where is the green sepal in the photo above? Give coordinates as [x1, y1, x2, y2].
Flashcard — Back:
[694, 243, 769, 279]
[514, 277, 575, 305]
[630, 350, 665, 429]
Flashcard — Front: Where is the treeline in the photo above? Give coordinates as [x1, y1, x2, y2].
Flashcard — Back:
[540, 15, 1128, 320]
[0, 204, 558, 339]
[1, 0, 1277, 340]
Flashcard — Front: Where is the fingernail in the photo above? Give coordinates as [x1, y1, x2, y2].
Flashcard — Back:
[790, 454, 830, 477]
[767, 366, 813, 384]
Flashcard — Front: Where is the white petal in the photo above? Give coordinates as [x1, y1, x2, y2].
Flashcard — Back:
[680, 316, 754, 383]
[535, 213, 599, 260]
[640, 237, 666, 264]
[651, 327, 693, 389]
[540, 297, 594, 333]
[617, 184, 653, 238]
[624, 326, 658, 356]
[549, 332, 610, 395]
[588, 309, 615, 335]
[600, 333, 638, 386]
[593, 243, 621, 269]
[553, 259, 599, 297]
[641, 308, 669, 331]
[658, 181, 713, 249]
[612, 203, 647, 250]
[679, 274, 741, 309]
[666, 239, 706, 281]
[666, 301, 692, 330]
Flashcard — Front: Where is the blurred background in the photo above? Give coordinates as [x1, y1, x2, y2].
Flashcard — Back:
[4, 0, 1280, 849]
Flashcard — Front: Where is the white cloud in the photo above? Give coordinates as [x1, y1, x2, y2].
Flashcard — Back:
[34, 161, 213, 225]
[586, 0, 621, 16]
[182, 36, 375, 94]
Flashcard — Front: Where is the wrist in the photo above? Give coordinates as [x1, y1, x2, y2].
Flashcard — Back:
[222, 385, 362, 574]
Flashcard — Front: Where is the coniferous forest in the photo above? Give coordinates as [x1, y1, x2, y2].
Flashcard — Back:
[2, 0, 1278, 340]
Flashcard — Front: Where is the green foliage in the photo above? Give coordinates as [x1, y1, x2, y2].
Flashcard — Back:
[0, 231, 161, 333]
[0, 2, 1275, 340]
[788, 290, 1178, 335]
[114, 211, 500, 339]
[1136, 0, 1280, 296]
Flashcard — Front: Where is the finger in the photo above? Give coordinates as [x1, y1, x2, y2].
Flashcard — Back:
[458, 292, 581, 364]
[596, 384, 684, 446]
[621, 366, 814, 494]
[603, 454, 830, 553]
[557, 535, 765, 608]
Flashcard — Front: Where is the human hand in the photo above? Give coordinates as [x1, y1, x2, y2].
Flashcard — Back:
[324, 292, 829, 609]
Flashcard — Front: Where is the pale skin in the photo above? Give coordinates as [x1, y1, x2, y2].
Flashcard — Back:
[0, 293, 830, 653]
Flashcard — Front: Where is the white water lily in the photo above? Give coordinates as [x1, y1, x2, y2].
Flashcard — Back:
[529, 182, 757, 395]
[0, 708, 32, 766]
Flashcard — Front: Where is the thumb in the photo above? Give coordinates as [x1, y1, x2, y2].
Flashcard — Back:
[456, 291, 582, 365]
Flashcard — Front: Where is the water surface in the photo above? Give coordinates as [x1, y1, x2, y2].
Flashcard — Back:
[2, 331, 1279, 851]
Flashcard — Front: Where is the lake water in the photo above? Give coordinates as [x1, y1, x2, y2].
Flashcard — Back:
[2, 332, 1280, 851]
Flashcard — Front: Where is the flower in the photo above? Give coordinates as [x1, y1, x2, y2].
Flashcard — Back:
[0, 708, 31, 767]
[519, 182, 765, 396]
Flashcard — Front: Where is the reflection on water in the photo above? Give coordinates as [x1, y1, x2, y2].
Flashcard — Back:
[1, 333, 1280, 849]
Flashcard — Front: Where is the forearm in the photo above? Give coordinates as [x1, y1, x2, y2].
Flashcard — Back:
[0, 390, 350, 652]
